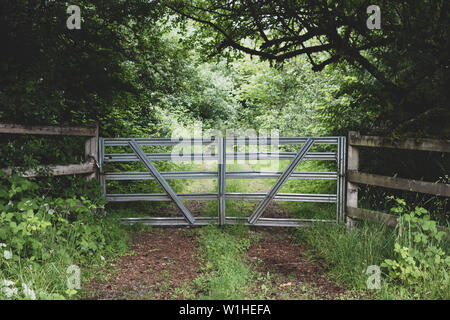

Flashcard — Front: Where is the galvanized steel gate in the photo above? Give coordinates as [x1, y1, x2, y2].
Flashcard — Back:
[98, 136, 346, 227]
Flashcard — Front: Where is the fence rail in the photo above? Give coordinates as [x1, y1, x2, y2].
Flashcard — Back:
[0, 123, 98, 137]
[348, 131, 450, 152]
[347, 171, 450, 197]
[346, 131, 450, 233]
[0, 123, 98, 178]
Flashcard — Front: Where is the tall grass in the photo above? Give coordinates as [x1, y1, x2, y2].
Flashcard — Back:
[294, 221, 396, 290]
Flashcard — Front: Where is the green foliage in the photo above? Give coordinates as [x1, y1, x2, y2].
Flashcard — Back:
[381, 199, 450, 299]
[0, 173, 128, 300]
[218, 55, 343, 136]
[194, 225, 254, 299]
[1, 1, 448, 301]
[1, 0, 165, 127]
[296, 198, 449, 300]
[295, 221, 395, 290]
[172, 0, 450, 137]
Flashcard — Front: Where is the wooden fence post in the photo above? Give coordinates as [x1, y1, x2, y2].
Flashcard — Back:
[84, 125, 99, 180]
[347, 131, 359, 228]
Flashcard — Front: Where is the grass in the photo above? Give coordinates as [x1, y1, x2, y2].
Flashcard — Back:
[193, 225, 256, 299]
[294, 217, 450, 300]
[294, 221, 396, 292]
[0, 196, 130, 300]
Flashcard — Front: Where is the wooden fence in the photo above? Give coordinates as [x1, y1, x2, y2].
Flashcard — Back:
[0, 123, 98, 179]
[346, 131, 450, 236]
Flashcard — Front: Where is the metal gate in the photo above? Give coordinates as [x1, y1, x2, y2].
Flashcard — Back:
[98, 136, 346, 227]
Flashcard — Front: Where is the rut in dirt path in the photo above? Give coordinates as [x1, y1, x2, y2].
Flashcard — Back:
[85, 228, 200, 300]
[246, 228, 363, 299]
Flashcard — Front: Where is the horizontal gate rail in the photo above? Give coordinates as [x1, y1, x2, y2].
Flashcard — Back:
[103, 152, 336, 162]
[120, 216, 336, 227]
[99, 136, 346, 227]
[106, 192, 337, 202]
[104, 171, 338, 180]
[102, 137, 340, 146]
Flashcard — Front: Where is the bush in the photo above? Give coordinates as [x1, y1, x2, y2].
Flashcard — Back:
[381, 199, 450, 299]
[295, 198, 449, 299]
[0, 173, 128, 300]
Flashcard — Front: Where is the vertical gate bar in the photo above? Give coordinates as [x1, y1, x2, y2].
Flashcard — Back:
[128, 139, 196, 224]
[218, 137, 226, 225]
[248, 138, 314, 224]
[98, 137, 106, 195]
[336, 137, 341, 223]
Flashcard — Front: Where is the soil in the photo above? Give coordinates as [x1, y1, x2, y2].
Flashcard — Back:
[84, 228, 200, 300]
[246, 228, 363, 299]
[85, 226, 365, 300]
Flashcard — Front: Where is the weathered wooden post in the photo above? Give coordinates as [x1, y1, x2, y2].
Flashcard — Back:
[84, 124, 99, 180]
[346, 131, 359, 228]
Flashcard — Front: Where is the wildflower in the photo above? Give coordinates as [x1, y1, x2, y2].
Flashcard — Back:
[3, 250, 12, 260]
[100, 255, 105, 261]
[1, 280, 17, 298]
[2, 286, 18, 298]
[0, 243, 6, 248]
[2, 280, 14, 286]
[22, 283, 36, 300]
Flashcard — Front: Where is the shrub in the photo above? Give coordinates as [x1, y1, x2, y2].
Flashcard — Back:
[381, 199, 450, 299]
[0, 172, 128, 299]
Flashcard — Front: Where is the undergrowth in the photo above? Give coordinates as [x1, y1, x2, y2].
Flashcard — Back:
[295, 199, 449, 300]
[0, 173, 129, 300]
[295, 220, 395, 291]
[193, 225, 265, 299]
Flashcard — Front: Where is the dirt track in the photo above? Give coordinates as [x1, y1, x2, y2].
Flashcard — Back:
[85, 227, 363, 300]
[85, 228, 200, 299]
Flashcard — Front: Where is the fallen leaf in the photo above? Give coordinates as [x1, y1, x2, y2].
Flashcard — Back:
[279, 282, 292, 287]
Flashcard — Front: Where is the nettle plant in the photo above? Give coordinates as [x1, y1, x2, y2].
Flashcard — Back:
[382, 199, 450, 290]
[0, 172, 105, 263]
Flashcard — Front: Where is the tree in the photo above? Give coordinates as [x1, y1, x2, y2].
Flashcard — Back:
[0, 0, 167, 130]
[168, 0, 450, 137]
[0, 1, 208, 167]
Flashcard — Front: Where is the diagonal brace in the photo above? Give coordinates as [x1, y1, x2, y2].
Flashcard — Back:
[128, 139, 195, 224]
[248, 138, 314, 224]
